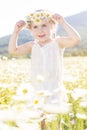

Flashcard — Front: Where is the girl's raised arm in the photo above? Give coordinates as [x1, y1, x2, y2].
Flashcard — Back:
[52, 14, 81, 48]
[8, 20, 33, 56]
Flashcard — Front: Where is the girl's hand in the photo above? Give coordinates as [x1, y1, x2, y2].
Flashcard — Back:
[52, 14, 65, 25]
[13, 20, 26, 34]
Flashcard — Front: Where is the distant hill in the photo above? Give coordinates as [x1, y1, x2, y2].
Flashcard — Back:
[66, 11, 87, 27]
[58, 11, 87, 56]
[0, 11, 87, 57]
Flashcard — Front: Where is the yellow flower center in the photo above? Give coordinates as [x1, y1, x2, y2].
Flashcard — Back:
[30, 13, 34, 16]
[38, 91, 44, 96]
[23, 89, 28, 94]
[36, 14, 40, 17]
[34, 99, 39, 104]
[35, 19, 40, 23]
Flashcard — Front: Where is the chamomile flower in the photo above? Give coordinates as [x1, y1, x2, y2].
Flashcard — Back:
[26, 10, 52, 28]
[76, 113, 87, 119]
[13, 83, 34, 102]
[32, 97, 44, 109]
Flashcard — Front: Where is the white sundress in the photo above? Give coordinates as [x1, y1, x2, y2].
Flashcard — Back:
[30, 40, 68, 103]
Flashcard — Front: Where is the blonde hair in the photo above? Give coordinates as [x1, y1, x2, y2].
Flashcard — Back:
[25, 9, 56, 30]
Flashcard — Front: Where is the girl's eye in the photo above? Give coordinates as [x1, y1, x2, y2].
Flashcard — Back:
[42, 24, 46, 27]
[33, 25, 38, 29]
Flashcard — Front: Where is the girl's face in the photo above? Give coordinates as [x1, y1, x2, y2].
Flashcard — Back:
[31, 19, 53, 43]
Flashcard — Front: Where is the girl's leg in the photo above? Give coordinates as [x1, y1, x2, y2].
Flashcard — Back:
[41, 114, 46, 130]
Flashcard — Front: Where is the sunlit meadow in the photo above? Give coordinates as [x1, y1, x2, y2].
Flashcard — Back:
[0, 56, 87, 130]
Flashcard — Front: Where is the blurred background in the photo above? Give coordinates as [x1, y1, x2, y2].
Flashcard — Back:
[0, 0, 87, 57]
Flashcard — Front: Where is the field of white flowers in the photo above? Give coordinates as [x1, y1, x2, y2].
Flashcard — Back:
[0, 56, 87, 130]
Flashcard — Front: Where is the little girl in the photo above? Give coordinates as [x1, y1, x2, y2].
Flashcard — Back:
[8, 9, 80, 129]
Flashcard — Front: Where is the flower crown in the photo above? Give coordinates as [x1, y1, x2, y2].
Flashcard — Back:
[26, 10, 52, 28]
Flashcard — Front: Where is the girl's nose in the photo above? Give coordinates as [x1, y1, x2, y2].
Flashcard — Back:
[39, 26, 44, 32]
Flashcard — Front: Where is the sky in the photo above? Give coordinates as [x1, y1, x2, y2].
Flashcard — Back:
[0, 0, 87, 37]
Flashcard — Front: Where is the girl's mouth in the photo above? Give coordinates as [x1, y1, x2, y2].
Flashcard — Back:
[38, 34, 46, 38]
